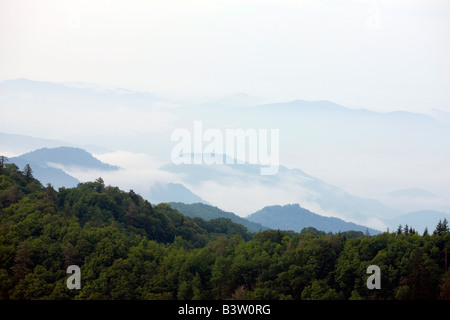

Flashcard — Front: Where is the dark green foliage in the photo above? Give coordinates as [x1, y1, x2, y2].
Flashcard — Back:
[434, 219, 449, 236]
[300, 227, 327, 237]
[168, 202, 267, 233]
[0, 163, 449, 300]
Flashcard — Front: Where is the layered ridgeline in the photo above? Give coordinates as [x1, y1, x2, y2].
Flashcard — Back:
[167, 202, 380, 235]
[3, 147, 388, 234]
[150, 183, 209, 206]
[9, 147, 119, 189]
[3, 79, 450, 229]
[168, 202, 267, 233]
[1, 161, 450, 300]
[5, 146, 450, 237]
[247, 204, 381, 235]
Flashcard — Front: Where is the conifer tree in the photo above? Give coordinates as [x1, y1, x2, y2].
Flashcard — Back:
[23, 164, 33, 182]
[0, 155, 8, 174]
[434, 219, 449, 236]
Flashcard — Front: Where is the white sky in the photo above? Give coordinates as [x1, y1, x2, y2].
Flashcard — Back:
[1, 0, 450, 113]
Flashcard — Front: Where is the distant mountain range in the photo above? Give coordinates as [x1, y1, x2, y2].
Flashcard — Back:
[8, 147, 119, 189]
[149, 183, 209, 205]
[12, 147, 119, 171]
[3, 145, 450, 236]
[169, 202, 381, 235]
[247, 204, 381, 235]
[2, 78, 449, 236]
[160, 160, 399, 228]
[168, 202, 267, 233]
[169, 202, 450, 236]
[378, 187, 449, 215]
[2, 146, 383, 235]
[387, 210, 450, 234]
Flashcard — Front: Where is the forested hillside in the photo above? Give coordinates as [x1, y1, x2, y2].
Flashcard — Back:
[168, 202, 268, 233]
[1, 161, 450, 300]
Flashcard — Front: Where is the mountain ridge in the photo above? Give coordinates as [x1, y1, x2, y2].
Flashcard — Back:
[247, 203, 381, 235]
[168, 202, 268, 233]
[149, 183, 209, 205]
[9, 146, 119, 188]
[13, 147, 119, 171]
[387, 210, 450, 234]
[161, 160, 399, 228]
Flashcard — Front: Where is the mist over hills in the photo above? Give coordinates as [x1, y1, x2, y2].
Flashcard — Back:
[387, 210, 450, 234]
[9, 147, 119, 189]
[160, 160, 399, 228]
[13, 147, 119, 171]
[1, 78, 449, 234]
[2, 146, 386, 236]
[168, 201, 382, 235]
[149, 183, 209, 205]
[2, 145, 450, 236]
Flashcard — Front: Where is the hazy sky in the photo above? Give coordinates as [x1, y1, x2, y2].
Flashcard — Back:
[1, 0, 450, 113]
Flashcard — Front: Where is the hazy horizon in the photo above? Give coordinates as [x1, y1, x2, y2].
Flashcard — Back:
[1, 1, 450, 229]
[1, 0, 450, 114]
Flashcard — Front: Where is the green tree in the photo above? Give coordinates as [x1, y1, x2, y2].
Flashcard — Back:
[0, 155, 8, 174]
[301, 279, 342, 300]
[399, 248, 441, 299]
[23, 164, 33, 182]
[434, 219, 449, 236]
[11, 240, 32, 282]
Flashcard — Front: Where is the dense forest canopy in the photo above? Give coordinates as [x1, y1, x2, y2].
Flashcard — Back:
[0, 161, 449, 300]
